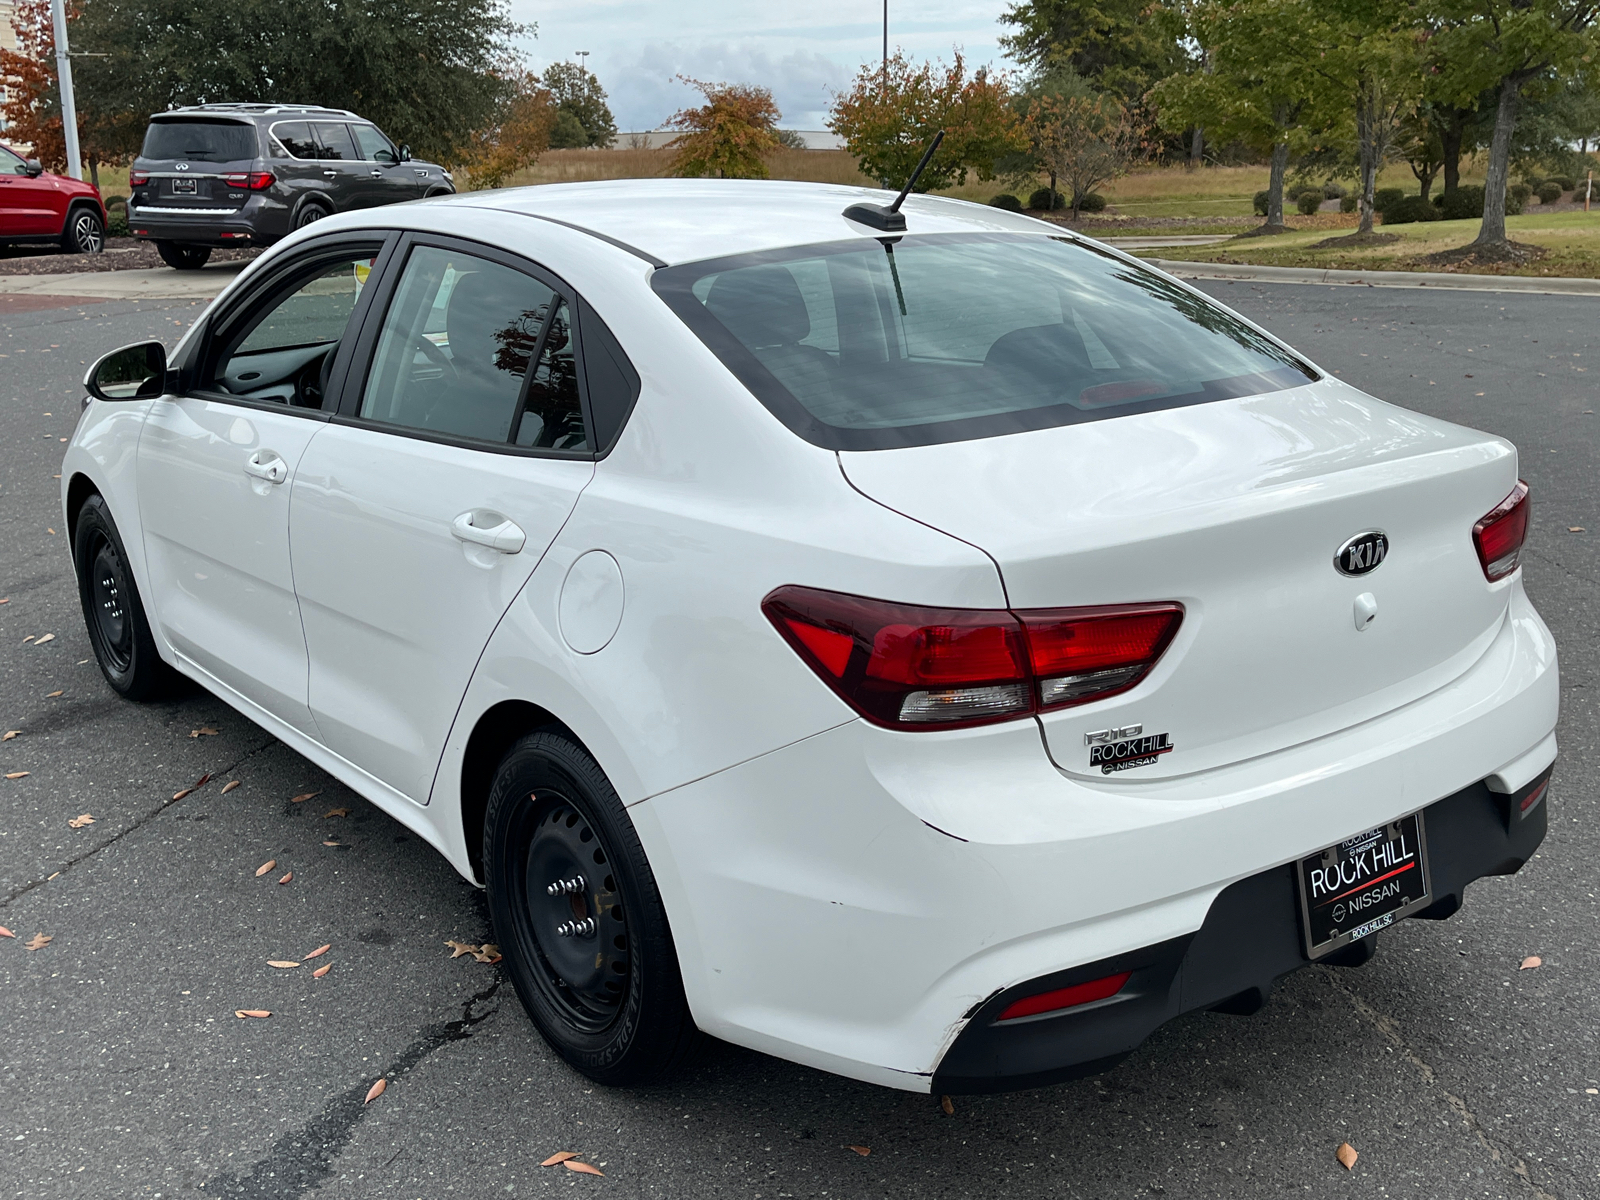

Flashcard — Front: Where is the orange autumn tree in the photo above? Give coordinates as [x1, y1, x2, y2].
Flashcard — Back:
[459, 70, 558, 188]
[665, 78, 782, 179]
[0, 0, 65, 166]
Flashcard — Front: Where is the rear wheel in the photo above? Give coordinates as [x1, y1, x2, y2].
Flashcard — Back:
[294, 202, 329, 229]
[74, 494, 173, 700]
[485, 732, 698, 1085]
[155, 241, 211, 270]
[62, 206, 104, 254]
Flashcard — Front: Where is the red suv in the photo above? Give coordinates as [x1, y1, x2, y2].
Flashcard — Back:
[0, 141, 107, 255]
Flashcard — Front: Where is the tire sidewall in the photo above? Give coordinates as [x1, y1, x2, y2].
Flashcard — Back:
[74, 495, 164, 699]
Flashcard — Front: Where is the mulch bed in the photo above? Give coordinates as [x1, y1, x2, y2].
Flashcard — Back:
[1420, 240, 1548, 270]
[0, 238, 261, 276]
[1310, 231, 1403, 250]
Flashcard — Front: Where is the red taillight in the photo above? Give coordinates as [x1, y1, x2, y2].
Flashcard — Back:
[1473, 480, 1529, 582]
[763, 586, 1183, 730]
[129, 171, 149, 186]
[999, 971, 1132, 1021]
[222, 171, 275, 190]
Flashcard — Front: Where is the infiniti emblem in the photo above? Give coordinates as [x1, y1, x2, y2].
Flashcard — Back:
[175, 162, 190, 170]
[1335, 530, 1388, 576]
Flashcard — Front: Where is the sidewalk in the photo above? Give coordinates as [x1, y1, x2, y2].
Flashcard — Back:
[0, 261, 247, 302]
[1140, 256, 1600, 296]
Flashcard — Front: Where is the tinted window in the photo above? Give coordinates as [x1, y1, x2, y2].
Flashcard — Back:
[141, 120, 258, 163]
[578, 307, 640, 452]
[314, 123, 358, 161]
[271, 122, 318, 159]
[351, 124, 396, 161]
[654, 233, 1318, 451]
[0, 144, 28, 173]
[360, 245, 586, 449]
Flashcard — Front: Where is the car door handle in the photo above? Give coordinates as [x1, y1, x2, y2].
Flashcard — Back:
[243, 451, 288, 484]
[323, 169, 338, 178]
[414, 169, 429, 177]
[451, 510, 525, 554]
[369, 169, 383, 178]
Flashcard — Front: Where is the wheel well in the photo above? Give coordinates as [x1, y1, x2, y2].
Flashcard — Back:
[459, 700, 578, 883]
[65, 473, 99, 552]
[61, 198, 101, 231]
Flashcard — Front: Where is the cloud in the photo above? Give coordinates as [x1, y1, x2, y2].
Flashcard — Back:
[611, 44, 851, 130]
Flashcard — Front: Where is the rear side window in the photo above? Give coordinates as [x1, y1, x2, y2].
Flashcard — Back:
[271, 122, 318, 159]
[314, 123, 358, 161]
[654, 233, 1318, 451]
[141, 120, 258, 163]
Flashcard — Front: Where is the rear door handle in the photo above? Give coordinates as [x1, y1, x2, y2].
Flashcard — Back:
[243, 451, 288, 484]
[323, 169, 338, 178]
[451, 510, 525, 554]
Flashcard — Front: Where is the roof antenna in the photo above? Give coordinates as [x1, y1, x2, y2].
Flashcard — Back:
[842, 129, 945, 232]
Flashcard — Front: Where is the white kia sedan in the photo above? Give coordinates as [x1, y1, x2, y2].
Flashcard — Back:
[64, 180, 1557, 1094]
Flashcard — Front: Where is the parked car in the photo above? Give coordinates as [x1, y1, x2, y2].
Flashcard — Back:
[64, 181, 1557, 1094]
[126, 103, 454, 270]
[0, 140, 106, 254]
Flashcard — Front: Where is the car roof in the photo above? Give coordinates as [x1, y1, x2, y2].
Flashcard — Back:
[453, 178, 1064, 267]
[152, 105, 362, 121]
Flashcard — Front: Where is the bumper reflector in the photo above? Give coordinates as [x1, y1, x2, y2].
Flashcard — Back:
[998, 970, 1132, 1021]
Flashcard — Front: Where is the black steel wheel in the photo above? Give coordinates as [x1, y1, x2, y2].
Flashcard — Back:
[485, 732, 698, 1084]
[74, 494, 172, 700]
[63, 207, 105, 254]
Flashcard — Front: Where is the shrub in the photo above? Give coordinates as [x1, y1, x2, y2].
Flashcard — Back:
[1537, 181, 1564, 204]
[1382, 196, 1439, 224]
[988, 192, 1023, 211]
[104, 195, 130, 237]
[1437, 185, 1484, 219]
[1505, 187, 1525, 216]
[1285, 180, 1315, 201]
[1075, 191, 1107, 212]
[1027, 187, 1066, 211]
[1253, 189, 1271, 216]
[1340, 193, 1358, 213]
[1510, 182, 1533, 206]
[1322, 181, 1347, 199]
[1297, 190, 1323, 216]
[1548, 175, 1575, 192]
[1373, 187, 1406, 214]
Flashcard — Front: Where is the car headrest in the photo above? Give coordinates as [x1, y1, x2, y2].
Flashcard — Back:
[705, 265, 811, 348]
[446, 270, 525, 380]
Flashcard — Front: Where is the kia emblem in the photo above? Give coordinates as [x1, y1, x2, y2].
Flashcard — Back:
[1335, 530, 1389, 576]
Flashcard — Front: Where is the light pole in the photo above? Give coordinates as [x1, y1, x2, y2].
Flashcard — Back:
[882, 0, 888, 84]
[50, 0, 82, 180]
[575, 50, 590, 75]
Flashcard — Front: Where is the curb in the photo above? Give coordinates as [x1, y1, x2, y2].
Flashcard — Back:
[1142, 257, 1600, 297]
[0, 261, 247, 301]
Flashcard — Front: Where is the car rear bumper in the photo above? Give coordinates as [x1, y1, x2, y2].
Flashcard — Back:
[633, 580, 1558, 1092]
[128, 197, 285, 246]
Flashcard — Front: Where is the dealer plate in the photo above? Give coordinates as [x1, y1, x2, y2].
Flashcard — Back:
[1297, 813, 1431, 960]
[171, 177, 197, 195]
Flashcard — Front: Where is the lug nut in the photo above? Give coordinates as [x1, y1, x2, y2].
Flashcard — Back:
[545, 874, 586, 897]
[555, 917, 597, 938]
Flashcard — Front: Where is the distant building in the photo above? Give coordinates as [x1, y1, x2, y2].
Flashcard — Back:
[0, 0, 16, 134]
[612, 129, 845, 151]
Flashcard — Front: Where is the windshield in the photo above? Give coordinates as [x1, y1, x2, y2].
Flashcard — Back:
[653, 233, 1318, 450]
[141, 120, 258, 163]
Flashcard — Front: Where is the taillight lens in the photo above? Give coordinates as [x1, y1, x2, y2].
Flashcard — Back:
[223, 171, 275, 190]
[998, 971, 1133, 1021]
[129, 171, 149, 186]
[1473, 480, 1529, 581]
[763, 586, 1183, 730]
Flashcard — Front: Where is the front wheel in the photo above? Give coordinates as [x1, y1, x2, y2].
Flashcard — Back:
[155, 241, 211, 270]
[74, 494, 174, 700]
[63, 207, 105, 254]
[485, 732, 698, 1085]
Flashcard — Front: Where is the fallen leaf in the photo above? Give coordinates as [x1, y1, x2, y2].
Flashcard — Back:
[267, 960, 300, 969]
[195, 773, 212, 788]
[446, 939, 479, 958]
[67, 814, 95, 828]
[323, 807, 350, 818]
[0, 598, 8, 604]
[0, 926, 13, 938]
[24, 933, 52, 951]
[46, 690, 62, 698]
[940, 1094, 954, 1115]
[22, 636, 34, 644]
[541, 1152, 580, 1167]
[1520, 955, 1542, 970]
[1588, 1088, 1599, 1095]
[322, 840, 342, 847]
[235, 1009, 271, 1019]
[304, 944, 331, 959]
[564, 1161, 604, 1176]
[364, 1078, 386, 1104]
[171, 788, 192, 801]
[1336, 1142, 1358, 1170]
[5, 772, 29, 780]
[1569, 527, 1586, 533]
[254, 859, 277, 877]
[278, 872, 293, 885]
[289, 791, 321, 804]
[847, 1145, 871, 1156]
[312, 963, 331, 978]
[34, 633, 55, 645]
[189, 727, 219, 738]
[2, 730, 18, 739]
[471, 943, 502, 964]
[220, 780, 241, 794]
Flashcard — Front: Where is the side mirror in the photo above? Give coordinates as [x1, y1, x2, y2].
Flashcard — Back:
[86, 340, 168, 401]
[374, 149, 396, 166]
[24, 159, 44, 178]
[399, 144, 412, 162]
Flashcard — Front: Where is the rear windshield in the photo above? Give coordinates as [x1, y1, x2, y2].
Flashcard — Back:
[652, 233, 1318, 450]
[141, 120, 258, 163]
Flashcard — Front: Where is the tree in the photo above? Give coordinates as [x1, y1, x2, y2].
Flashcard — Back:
[0, 0, 65, 167]
[458, 70, 556, 188]
[829, 51, 1025, 190]
[541, 60, 616, 148]
[61, 0, 526, 168]
[999, 0, 1185, 102]
[665, 79, 782, 179]
[1024, 92, 1141, 216]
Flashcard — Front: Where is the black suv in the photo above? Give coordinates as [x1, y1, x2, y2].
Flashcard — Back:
[128, 103, 455, 269]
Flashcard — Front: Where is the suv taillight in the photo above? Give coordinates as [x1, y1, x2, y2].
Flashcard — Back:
[222, 172, 275, 190]
[1473, 480, 1529, 582]
[129, 171, 149, 186]
[763, 586, 1183, 730]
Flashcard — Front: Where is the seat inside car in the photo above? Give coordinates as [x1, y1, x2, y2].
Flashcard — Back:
[704, 266, 836, 381]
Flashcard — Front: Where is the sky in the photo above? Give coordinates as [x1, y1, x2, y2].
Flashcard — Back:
[506, 0, 1015, 132]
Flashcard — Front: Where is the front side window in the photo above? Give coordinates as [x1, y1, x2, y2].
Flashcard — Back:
[654, 233, 1318, 450]
[358, 245, 588, 450]
[141, 120, 258, 163]
[314, 123, 357, 162]
[0, 144, 29, 174]
[351, 125, 397, 163]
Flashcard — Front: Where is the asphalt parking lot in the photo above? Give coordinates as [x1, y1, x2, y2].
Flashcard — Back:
[2, 279, 1596, 1199]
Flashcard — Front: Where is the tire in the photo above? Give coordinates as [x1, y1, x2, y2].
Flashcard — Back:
[74, 494, 174, 700]
[155, 241, 211, 270]
[485, 732, 698, 1085]
[62, 206, 104, 254]
[294, 202, 329, 229]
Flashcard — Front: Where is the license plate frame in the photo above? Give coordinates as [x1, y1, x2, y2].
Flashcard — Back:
[171, 177, 197, 195]
[1297, 812, 1432, 960]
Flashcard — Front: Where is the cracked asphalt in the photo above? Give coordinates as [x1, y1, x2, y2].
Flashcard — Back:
[1, 279, 1596, 1199]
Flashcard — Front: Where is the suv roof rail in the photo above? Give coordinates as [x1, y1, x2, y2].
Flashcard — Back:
[168, 103, 360, 118]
